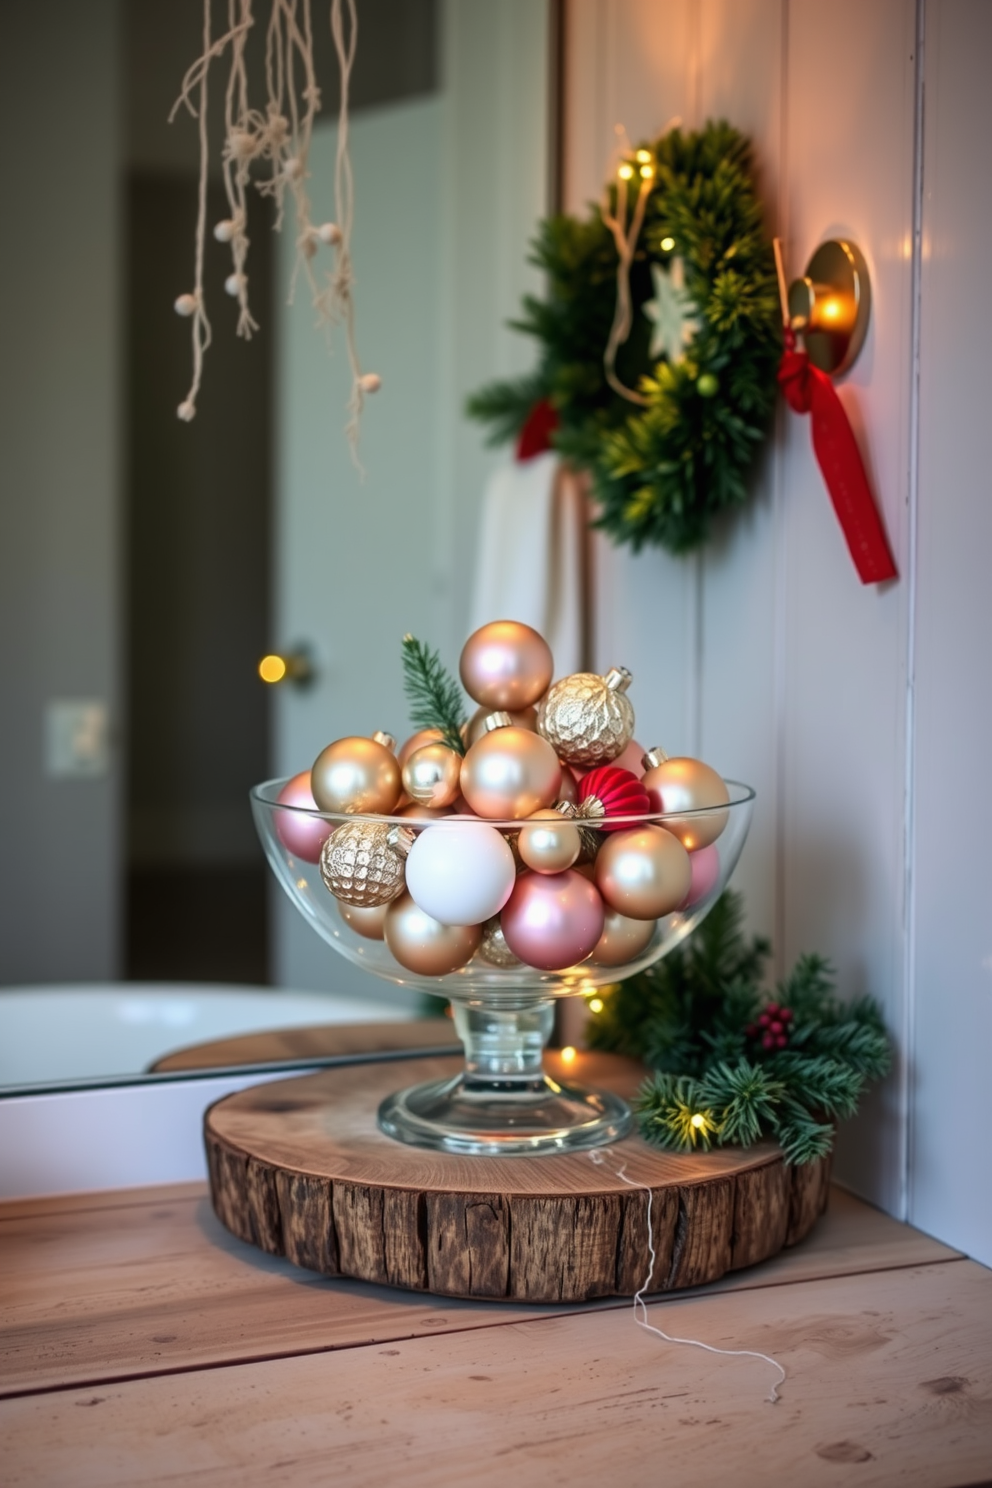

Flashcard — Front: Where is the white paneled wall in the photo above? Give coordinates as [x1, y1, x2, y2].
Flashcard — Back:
[564, 0, 991, 1257]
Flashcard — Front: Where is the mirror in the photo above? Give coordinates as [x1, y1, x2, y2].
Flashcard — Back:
[0, 0, 556, 1094]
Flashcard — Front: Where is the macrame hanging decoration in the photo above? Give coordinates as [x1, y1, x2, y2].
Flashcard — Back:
[171, 0, 379, 463]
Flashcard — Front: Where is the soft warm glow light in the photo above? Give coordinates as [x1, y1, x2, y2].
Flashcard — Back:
[561, 1045, 577, 1064]
[588, 997, 604, 1014]
[660, 235, 676, 251]
[618, 162, 634, 180]
[259, 654, 287, 683]
[822, 298, 842, 321]
[635, 149, 652, 163]
[639, 164, 654, 179]
[690, 1112, 707, 1129]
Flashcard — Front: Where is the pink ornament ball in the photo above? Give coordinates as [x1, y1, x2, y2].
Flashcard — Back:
[275, 771, 335, 863]
[681, 844, 721, 908]
[500, 869, 605, 971]
[609, 738, 647, 779]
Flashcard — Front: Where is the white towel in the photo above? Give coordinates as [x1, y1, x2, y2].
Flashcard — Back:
[469, 452, 587, 678]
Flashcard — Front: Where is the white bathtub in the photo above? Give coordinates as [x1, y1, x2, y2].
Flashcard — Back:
[0, 983, 410, 1089]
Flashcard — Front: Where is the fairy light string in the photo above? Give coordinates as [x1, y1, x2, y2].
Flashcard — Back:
[170, 0, 377, 461]
[588, 1148, 787, 1404]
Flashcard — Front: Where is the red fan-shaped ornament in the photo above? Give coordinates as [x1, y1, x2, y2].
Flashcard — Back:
[577, 766, 651, 832]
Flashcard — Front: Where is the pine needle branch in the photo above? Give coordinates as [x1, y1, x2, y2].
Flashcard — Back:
[400, 635, 467, 756]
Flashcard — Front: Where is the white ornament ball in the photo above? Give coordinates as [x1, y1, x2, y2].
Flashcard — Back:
[174, 293, 198, 317]
[225, 272, 246, 297]
[359, 372, 382, 394]
[405, 820, 515, 927]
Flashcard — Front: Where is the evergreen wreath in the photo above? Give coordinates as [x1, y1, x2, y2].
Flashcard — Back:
[586, 891, 891, 1165]
[467, 121, 783, 555]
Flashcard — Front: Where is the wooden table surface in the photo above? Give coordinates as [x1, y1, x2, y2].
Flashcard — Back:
[3, 1078, 992, 1483]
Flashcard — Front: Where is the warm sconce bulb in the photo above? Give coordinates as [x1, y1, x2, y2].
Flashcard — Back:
[258, 654, 288, 684]
[618, 162, 634, 180]
[822, 297, 842, 321]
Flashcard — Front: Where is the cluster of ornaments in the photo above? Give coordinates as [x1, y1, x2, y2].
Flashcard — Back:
[275, 621, 731, 979]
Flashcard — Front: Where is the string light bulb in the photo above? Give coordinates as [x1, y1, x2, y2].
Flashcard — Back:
[618, 162, 634, 180]
[588, 996, 604, 1014]
[660, 236, 676, 252]
[690, 1112, 707, 1129]
[635, 149, 652, 163]
[560, 1046, 577, 1064]
[639, 164, 655, 179]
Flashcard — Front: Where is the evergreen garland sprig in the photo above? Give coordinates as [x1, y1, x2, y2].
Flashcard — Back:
[467, 121, 782, 557]
[401, 634, 467, 757]
[586, 890, 890, 1164]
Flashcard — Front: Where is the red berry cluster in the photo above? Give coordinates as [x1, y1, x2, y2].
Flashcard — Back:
[746, 1003, 793, 1051]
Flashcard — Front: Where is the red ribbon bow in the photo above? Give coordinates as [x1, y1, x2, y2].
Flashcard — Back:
[778, 329, 897, 585]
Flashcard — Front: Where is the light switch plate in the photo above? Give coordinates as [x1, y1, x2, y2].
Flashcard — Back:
[45, 700, 109, 778]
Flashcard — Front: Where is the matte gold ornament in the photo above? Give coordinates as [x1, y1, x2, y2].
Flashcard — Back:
[465, 703, 538, 746]
[311, 736, 402, 815]
[402, 742, 463, 808]
[337, 899, 389, 940]
[384, 891, 482, 976]
[595, 824, 691, 920]
[537, 667, 635, 768]
[459, 621, 554, 710]
[517, 807, 581, 874]
[591, 909, 657, 966]
[459, 716, 562, 820]
[319, 820, 407, 908]
[641, 748, 730, 850]
[476, 915, 522, 968]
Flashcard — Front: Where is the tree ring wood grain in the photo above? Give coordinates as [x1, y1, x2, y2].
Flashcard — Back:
[205, 1052, 831, 1303]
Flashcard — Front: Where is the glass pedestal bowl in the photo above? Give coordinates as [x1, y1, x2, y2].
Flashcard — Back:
[251, 780, 754, 1156]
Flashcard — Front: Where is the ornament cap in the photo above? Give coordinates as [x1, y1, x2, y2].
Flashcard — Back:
[386, 824, 415, 857]
[554, 800, 577, 818]
[482, 710, 514, 733]
[642, 746, 669, 770]
[372, 731, 397, 753]
[604, 666, 633, 694]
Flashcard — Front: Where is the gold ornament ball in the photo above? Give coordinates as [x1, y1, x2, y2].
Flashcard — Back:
[311, 736, 402, 815]
[460, 726, 562, 820]
[459, 621, 554, 711]
[397, 801, 452, 822]
[641, 750, 730, 850]
[517, 807, 581, 874]
[476, 915, 522, 968]
[465, 703, 538, 746]
[319, 820, 407, 908]
[591, 909, 657, 966]
[537, 668, 635, 768]
[595, 825, 691, 919]
[384, 892, 482, 976]
[398, 727, 446, 766]
[402, 742, 463, 808]
[337, 899, 388, 940]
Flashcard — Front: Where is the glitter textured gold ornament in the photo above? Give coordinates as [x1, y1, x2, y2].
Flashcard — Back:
[459, 621, 553, 711]
[402, 742, 463, 808]
[537, 667, 635, 768]
[476, 915, 522, 968]
[641, 748, 730, 849]
[319, 820, 410, 907]
[311, 736, 402, 815]
[460, 713, 562, 819]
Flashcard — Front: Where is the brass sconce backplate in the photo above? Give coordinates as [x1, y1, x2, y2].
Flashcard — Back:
[787, 239, 870, 376]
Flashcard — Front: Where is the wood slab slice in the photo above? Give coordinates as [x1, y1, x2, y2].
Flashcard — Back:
[205, 1053, 830, 1303]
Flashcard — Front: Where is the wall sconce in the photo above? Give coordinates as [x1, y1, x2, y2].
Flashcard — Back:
[787, 239, 870, 376]
[258, 644, 316, 688]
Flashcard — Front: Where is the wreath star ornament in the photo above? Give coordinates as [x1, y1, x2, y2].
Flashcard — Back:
[643, 255, 700, 363]
[467, 121, 783, 555]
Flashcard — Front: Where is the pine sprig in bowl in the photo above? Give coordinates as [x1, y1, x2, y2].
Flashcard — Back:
[585, 890, 890, 1164]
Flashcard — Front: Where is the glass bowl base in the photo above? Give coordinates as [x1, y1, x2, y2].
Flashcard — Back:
[377, 1073, 633, 1155]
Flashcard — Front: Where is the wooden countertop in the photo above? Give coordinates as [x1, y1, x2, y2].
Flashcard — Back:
[2, 1071, 991, 1483]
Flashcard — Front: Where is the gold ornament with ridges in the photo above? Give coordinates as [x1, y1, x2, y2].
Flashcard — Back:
[537, 667, 635, 768]
[319, 820, 407, 908]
